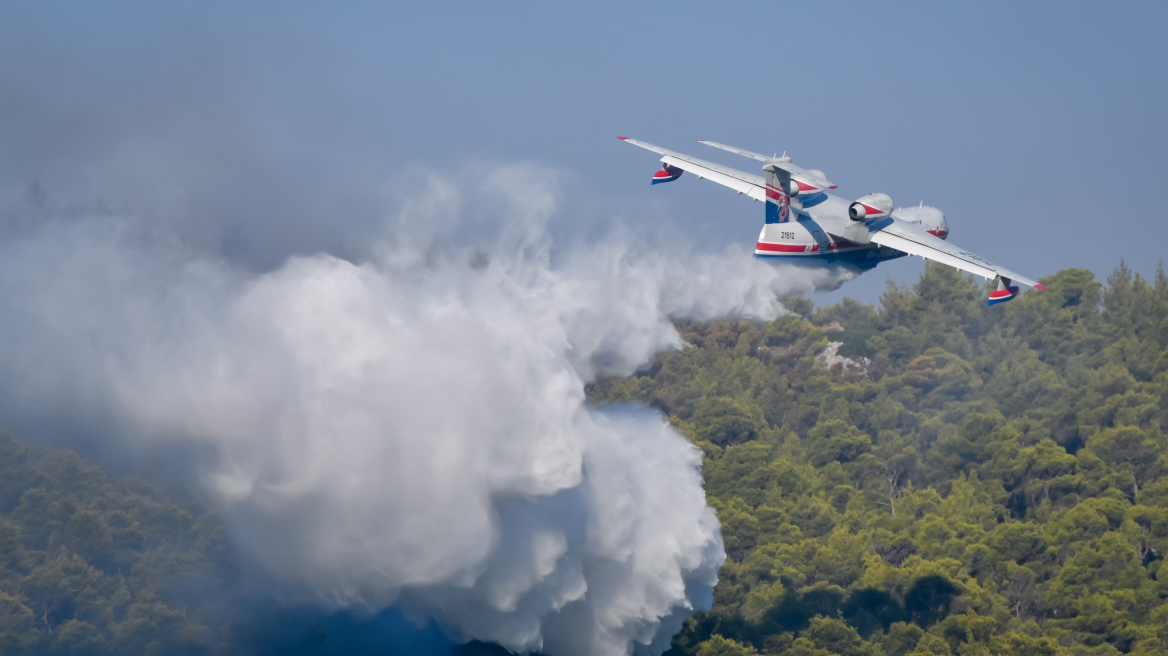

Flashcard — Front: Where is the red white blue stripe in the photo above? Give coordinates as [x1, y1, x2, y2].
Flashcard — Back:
[988, 278, 1021, 306]
[652, 166, 683, 185]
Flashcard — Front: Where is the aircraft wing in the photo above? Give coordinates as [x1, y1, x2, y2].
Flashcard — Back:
[698, 140, 838, 190]
[618, 137, 768, 202]
[868, 219, 1044, 289]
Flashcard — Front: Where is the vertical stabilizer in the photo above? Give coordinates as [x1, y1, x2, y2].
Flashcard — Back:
[763, 162, 792, 224]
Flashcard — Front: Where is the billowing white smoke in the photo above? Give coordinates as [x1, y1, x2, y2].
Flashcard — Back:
[0, 165, 851, 655]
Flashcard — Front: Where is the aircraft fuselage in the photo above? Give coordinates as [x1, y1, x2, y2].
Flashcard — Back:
[754, 193, 948, 271]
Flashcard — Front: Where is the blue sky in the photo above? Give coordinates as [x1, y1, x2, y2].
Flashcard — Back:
[1, 1, 1165, 304]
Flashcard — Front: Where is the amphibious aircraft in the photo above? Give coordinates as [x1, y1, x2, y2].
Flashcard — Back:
[619, 137, 1045, 305]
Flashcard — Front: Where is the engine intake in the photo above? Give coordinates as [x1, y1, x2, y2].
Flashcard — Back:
[848, 193, 893, 221]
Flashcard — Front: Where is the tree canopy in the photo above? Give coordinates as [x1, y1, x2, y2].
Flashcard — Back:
[0, 260, 1165, 655]
[589, 261, 1168, 656]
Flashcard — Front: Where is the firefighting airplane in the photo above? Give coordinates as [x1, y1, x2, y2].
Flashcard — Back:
[619, 137, 1046, 305]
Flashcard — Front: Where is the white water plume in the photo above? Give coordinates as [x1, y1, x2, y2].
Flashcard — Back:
[0, 164, 853, 655]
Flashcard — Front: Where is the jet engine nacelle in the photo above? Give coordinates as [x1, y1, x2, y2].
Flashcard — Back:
[892, 205, 949, 240]
[848, 193, 893, 221]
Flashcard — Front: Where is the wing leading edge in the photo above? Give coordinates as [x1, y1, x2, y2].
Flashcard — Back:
[867, 220, 1045, 289]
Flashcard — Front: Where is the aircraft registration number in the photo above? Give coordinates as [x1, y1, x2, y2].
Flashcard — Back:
[780, 231, 797, 240]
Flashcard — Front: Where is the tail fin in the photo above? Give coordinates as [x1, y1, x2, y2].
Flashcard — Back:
[763, 162, 792, 224]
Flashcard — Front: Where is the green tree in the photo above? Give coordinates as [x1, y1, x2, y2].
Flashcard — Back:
[694, 634, 759, 656]
[1087, 426, 1165, 499]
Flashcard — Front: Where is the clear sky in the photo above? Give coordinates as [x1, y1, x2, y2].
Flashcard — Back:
[1, 1, 1165, 305]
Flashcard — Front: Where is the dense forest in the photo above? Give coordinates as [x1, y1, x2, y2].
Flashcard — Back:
[0, 435, 236, 654]
[0, 261, 1165, 655]
[588, 262, 1168, 656]
[0, 436, 507, 655]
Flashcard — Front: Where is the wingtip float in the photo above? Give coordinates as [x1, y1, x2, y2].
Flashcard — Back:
[618, 137, 1047, 306]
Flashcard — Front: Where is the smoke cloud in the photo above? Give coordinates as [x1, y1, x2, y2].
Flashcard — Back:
[0, 164, 851, 655]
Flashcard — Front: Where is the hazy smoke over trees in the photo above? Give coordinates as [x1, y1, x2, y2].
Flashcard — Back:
[0, 164, 850, 654]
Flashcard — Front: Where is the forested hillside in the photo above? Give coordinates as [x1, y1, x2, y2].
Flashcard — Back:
[0, 261, 1165, 655]
[0, 436, 236, 654]
[0, 436, 527, 655]
[588, 262, 1168, 656]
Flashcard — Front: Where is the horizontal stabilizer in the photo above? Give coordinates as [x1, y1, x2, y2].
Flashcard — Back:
[697, 140, 837, 191]
[697, 140, 770, 162]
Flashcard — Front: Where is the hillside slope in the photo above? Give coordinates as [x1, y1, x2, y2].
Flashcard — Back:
[589, 262, 1168, 656]
[0, 261, 1164, 655]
